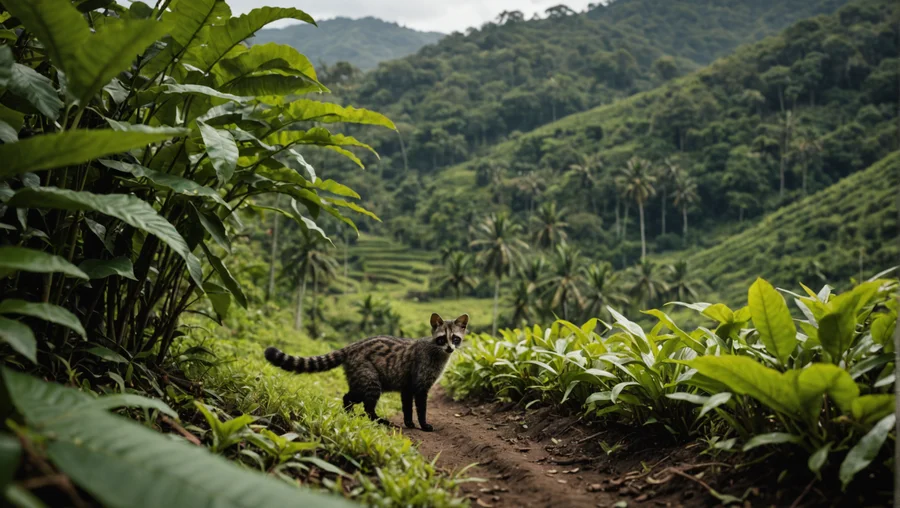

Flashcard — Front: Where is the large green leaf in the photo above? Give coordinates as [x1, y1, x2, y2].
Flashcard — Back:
[0, 299, 86, 339]
[793, 363, 858, 426]
[748, 278, 797, 365]
[77, 258, 137, 280]
[215, 42, 324, 92]
[0, 246, 89, 279]
[682, 355, 800, 417]
[163, 84, 250, 103]
[183, 7, 316, 72]
[839, 414, 895, 489]
[221, 73, 324, 98]
[0, 433, 22, 490]
[162, 0, 231, 48]
[0, 127, 186, 179]
[741, 432, 802, 451]
[7, 188, 203, 287]
[99, 159, 228, 206]
[200, 243, 247, 308]
[818, 283, 880, 359]
[264, 128, 377, 157]
[2, 368, 353, 508]
[641, 308, 706, 353]
[68, 19, 168, 105]
[267, 99, 395, 131]
[0, 317, 36, 363]
[7, 63, 64, 120]
[0, 46, 12, 87]
[850, 394, 895, 426]
[4, 0, 90, 75]
[199, 122, 238, 186]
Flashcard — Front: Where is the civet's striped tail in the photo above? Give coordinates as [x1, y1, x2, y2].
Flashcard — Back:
[264, 346, 344, 373]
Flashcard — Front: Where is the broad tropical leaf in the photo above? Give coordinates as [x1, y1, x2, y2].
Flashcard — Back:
[0, 317, 37, 363]
[267, 99, 396, 131]
[0, 299, 86, 339]
[0, 247, 89, 279]
[199, 122, 238, 185]
[2, 368, 354, 508]
[99, 159, 228, 206]
[7, 63, 64, 120]
[748, 278, 797, 365]
[78, 258, 137, 280]
[0, 128, 186, 179]
[839, 414, 896, 488]
[682, 355, 800, 417]
[200, 243, 247, 308]
[4, 0, 89, 74]
[7, 188, 203, 287]
[742, 432, 802, 451]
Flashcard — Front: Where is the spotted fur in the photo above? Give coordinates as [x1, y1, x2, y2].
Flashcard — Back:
[264, 313, 469, 431]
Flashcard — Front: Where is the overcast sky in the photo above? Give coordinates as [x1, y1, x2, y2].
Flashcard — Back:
[228, 0, 596, 33]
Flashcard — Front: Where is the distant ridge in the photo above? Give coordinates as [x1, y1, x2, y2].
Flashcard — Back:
[252, 16, 444, 70]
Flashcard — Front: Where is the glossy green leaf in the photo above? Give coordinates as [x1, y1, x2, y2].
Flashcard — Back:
[215, 42, 324, 92]
[851, 394, 895, 426]
[0, 317, 37, 363]
[264, 127, 377, 157]
[699, 392, 732, 418]
[682, 355, 800, 417]
[184, 7, 316, 72]
[163, 84, 250, 103]
[0, 127, 186, 179]
[748, 278, 797, 365]
[641, 309, 706, 353]
[191, 205, 231, 252]
[7, 63, 64, 120]
[1, 368, 354, 508]
[808, 442, 832, 476]
[199, 122, 238, 185]
[742, 432, 802, 451]
[794, 363, 858, 424]
[68, 19, 168, 105]
[0, 433, 22, 490]
[0, 299, 86, 338]
[78, 257, 138, 280]
[162, 0, 231, 48]
[200, 243, 247, 308]
[7, 187, 203, 287]
[0, 46, 12, 87]
[4, 0, 89, 74]
[0, 246, 89, 279]
[99, 159, 228, 206]
[702, 303, 734, 324]
[268, 99, 395, 131]
[839, 414, 895, 489]
[85, 346, 128, 364]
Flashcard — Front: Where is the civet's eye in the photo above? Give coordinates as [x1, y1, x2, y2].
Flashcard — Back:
[436, 336, 447, 346]
[451, 335, 462, 346]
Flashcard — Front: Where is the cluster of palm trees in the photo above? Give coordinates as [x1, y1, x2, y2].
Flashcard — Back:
[612, 156, 699, 258]
[437, 208, 707, 334]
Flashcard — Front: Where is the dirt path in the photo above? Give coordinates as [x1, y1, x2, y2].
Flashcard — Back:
[393, 388, 622, 507]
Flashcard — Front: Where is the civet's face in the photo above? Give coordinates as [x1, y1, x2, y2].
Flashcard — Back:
[430, 313, 469, 354]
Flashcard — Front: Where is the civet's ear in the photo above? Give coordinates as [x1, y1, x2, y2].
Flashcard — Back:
[430, 313, 444, 330]
[454, 314, 469, 329]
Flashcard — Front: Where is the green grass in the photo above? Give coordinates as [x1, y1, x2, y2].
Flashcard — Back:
[182, 307, 468, 507]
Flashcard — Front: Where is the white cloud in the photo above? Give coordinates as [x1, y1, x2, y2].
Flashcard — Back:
[226, 0, 595, 33]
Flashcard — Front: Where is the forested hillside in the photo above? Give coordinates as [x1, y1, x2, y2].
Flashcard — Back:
[341, 0, 852, 172]
[352, 0, 898, 296]
[252, 17, 443, 70]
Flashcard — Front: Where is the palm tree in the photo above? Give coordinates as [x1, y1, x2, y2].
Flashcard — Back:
[791, 132, 822, 195]
[656, 158, 682, 236]
[665, 260, 705, 302]
[531, 201, 569, 249]
[354, 295, 378, 332]
[434, 252, 478, 299]
[672, 173, 699, 240]
[542, 243, 584, 320]
[286, 233, 338, 331]
[581, 262, 628, 319]
[515, 171, 545, 213]
[470, 213, 528, 336]
[777, 110, 795, 200]
[568, 153, 603, 212]
[617, 157, 657, 259]
[629, 259, 669, 309]
[510, 278, 535, 326]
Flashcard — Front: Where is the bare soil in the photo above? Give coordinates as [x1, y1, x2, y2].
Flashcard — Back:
[394, 388, 892, 508]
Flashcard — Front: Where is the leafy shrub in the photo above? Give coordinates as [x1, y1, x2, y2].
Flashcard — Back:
[445, 276, 898, 489]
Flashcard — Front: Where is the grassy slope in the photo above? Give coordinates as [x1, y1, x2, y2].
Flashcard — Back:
[686, 151, 899, 305]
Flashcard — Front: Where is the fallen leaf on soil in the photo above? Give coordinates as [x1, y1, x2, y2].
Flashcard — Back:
[546, 469, 558, 474]
[564, 468, 580, 474]
[587, 484, 603, 492]
[475, 499, 493, 507]
[557, 479, 568, 484]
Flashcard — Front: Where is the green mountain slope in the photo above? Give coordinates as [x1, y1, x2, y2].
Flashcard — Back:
[253, 17, 443, 70]
[394, 0, 898, 260]
[686, 151, 898, 306]
[347, 0, 852, 172]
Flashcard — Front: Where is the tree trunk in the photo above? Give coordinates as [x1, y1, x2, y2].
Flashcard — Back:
[639, 203, 647, 260]
[623, 204, 630, 239]
[779, 153, 786, 200]
[661, 188, 667, 236]
[778, 87, 784, 113]
[739, 207, 744, 223]
[802, 163, 808, 196]
[294, 268, 307, 331]
[614, 197, 621, 239]
[492, 277, 501, 337]
[265, 209, 280, 301]
[682, 207, 688, 240]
